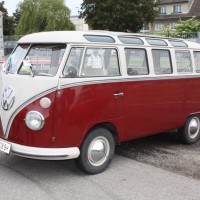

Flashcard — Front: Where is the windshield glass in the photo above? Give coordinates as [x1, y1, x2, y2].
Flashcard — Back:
[3, 44, 29, 73]
[19, 44, 66, 76]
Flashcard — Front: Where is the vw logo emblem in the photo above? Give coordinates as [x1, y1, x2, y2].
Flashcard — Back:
[1, 87, 15, 111]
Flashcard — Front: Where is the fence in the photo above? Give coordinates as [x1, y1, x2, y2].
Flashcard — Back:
[4, 35, 23, 41]
[148, 32, 200, 43]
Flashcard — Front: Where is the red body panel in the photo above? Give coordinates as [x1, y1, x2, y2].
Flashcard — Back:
[7, 92, 57, 147]
[5, 77, 200, 148]
[0, 118, 3, 137]
[122, 78, 186, 140]
[53, 82, 124, 147]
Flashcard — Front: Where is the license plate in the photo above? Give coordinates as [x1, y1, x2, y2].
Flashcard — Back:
[0, 140, 11, 154]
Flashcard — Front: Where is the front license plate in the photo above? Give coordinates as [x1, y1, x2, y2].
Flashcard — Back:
[0, 140, 11, 154]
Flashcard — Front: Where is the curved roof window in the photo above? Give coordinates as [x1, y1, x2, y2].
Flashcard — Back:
[169, 40, 188, 47]
[118, 36, 144, 45]
[84, 35, 115, 43]
[146, 38, 168, 46]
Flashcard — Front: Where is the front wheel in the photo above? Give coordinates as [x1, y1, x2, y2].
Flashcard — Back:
[75, 128, 115, 174]
[178, 115, 200, 144]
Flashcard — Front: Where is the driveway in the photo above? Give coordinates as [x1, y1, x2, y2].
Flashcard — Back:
[0, 152, 200, 200]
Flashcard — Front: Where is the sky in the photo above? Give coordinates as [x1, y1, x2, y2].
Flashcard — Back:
[3, 0, 83, 16]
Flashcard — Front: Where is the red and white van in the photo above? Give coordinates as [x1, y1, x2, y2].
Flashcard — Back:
[1, 31, 200, 174]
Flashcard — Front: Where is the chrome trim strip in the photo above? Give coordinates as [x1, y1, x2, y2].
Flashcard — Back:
[0, 138, 80, 160]
[60, 74, 200, 90]
[4, 87, 57, 139]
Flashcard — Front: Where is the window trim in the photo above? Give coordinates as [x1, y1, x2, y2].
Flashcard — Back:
[146, 38, 168, 46]
[155, 23, 163, 31]
[118, 36, 144, 45]
[160, 6, 167, 14]
[83, 35, 115, 43]
[193, 51, 200, 73]
[152, 49, 173, 75]
[125, 47, 149, 76]
[64, 46, 121, 78]
[175, 50, 193, 74]
[169, 40, 188, 47]
[18, 43, 66, 76]
[173, 5, 182, 13]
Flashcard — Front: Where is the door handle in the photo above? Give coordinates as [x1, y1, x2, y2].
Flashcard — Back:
[114, 92, 124, 97]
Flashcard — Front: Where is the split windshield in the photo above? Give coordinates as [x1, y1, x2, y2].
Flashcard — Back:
[4, 44, 66, 76]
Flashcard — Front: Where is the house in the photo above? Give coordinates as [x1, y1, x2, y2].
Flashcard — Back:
[141, 0, 200, 33]
[70, 16, 89, 31]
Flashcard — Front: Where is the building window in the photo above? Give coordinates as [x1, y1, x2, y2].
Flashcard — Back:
[173, 5, 182, 13]
[140, 23, 151, 33]
[169, 22, 176, 30]
[155, 23, 163, 31]
[160, 6, 167, 14]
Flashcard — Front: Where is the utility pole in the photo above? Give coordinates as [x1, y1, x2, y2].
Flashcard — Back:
[0, 11, 4, 59]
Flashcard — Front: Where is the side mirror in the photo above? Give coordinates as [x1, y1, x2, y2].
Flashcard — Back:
[65, 66, 77, 78]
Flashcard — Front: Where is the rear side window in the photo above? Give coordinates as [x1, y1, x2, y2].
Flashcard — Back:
[194, 51, 200, 73]
[175, 51, 192, 73]
[125, 48, 148, 75]
[81, 48, 120, 77]
[152, 49, 172, 75]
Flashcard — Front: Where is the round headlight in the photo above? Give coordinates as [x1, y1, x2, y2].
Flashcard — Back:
[25, 111, 44, 131]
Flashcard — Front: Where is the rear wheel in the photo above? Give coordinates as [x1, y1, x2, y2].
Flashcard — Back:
[179, 115, 200, 144]
[75, 127, 115, 174]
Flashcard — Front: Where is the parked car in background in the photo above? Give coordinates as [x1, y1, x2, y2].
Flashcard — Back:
[0, 58, 5, 71]
[4, 41, 17, 56]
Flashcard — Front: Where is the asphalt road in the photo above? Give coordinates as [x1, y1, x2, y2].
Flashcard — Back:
[0, 138, 200, 200]
[116, 131, 200, 180]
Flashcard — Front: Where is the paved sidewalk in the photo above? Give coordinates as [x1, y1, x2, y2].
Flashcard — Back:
[0, 154, 199, 200]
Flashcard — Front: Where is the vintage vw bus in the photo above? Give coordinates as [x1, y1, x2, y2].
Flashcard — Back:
[1, 31, 200, 174]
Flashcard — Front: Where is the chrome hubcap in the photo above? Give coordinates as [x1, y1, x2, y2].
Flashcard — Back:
[188, 117, 200, 139]
[88, 136, 110, 166]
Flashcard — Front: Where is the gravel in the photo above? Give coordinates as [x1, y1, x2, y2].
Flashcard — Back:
[116, 131, 200, 180]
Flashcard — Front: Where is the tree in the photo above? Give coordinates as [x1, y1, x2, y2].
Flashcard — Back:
[16, 0, 75, 35]
[158, 17, 200, 38]
[0, 1, 15, 35]
[174, 17, 200, 33]
[80, 0, 159, 32]
[13, 8, 21, 28]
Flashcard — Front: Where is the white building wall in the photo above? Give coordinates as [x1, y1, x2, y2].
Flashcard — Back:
[70, 16, 89, 31]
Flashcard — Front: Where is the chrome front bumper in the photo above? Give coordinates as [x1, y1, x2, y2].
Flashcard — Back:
[0, 138, 80, 160]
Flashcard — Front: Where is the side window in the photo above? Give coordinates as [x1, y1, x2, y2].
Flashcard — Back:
[81, 48, 120, 77]
[63, 47, 84, 77]
[194, 51, 200, 73]
[152, 49, 172, 75]
[176, 51, 192, 73]
[125, 48, 148, 75]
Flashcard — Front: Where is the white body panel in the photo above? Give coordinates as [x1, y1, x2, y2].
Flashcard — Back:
[0, 73, 58, 138]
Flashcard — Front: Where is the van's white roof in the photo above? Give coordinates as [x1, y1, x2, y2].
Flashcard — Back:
[18, 30, 200, 49]
[18, 31, 118, 44]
